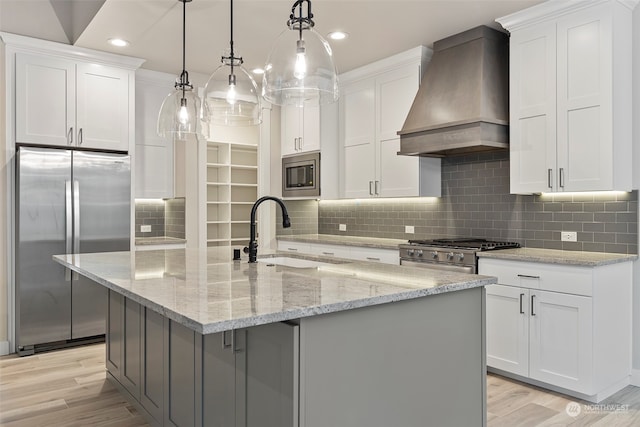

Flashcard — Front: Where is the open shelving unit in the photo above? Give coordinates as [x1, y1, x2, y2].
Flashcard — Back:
[206, 132, 258, 248]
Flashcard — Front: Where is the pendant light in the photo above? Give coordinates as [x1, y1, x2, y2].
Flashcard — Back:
[157, 0, 204, 140]
[202, 0, 261, 126]
[262, 0, 339, 107]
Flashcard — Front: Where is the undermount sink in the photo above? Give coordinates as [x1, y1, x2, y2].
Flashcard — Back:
[258, 257, 333, 269]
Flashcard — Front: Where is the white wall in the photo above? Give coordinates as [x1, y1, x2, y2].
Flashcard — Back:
[0, 39, 7, 354]
[633, 4, 640, 376]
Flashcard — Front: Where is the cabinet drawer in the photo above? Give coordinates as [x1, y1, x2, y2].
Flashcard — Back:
[349, 247, 399, 265]
[478, 258, 593, 296]
[277, 241, 312, 255]
[312, 243, 351, 259]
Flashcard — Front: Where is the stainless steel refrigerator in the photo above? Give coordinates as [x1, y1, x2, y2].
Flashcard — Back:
[15, 146, 130, 355]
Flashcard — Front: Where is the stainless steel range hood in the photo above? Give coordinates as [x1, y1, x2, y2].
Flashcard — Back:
[398, 26, 509, 157]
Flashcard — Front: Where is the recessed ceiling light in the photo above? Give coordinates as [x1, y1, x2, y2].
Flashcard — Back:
[252, 68, 265, 75]
[328, 31, 348, 40]
[108, 38, 129, 47]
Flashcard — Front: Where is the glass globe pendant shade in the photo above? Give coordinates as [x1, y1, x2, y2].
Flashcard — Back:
[263, 25, 338, 107]
[202, 57, 261, 126]
[157, 86, 205, 141]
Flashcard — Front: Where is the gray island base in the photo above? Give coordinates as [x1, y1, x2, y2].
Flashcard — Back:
[54, 248, 494, 427]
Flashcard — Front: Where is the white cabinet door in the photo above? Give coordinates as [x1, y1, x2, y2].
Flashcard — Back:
[281, 103, 321, 156]
[376, 65, 421, 197]
[15, 53, 75, 147]
[340, 78, 376, 198]
[509, 23, 557, 194]
[281, 105, 302, 156]
[300, 103, 320, 153]
[485, 284, 529, 377]
[76, 63, 130, 151]
[529, 289, 593, 394]
[556, 5, 612, 192]
[135, 75, 174, 198]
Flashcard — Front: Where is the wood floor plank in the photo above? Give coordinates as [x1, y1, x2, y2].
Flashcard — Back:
[3, 343, 640, 426]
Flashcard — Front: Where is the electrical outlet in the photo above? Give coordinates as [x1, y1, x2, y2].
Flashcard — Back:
[405, 225, 415, 234]
[339, 224, 347, 232]
[561, 231, 577, 242]
[141, 225, 152, 233]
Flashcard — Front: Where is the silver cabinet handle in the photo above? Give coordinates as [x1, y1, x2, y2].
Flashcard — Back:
[559, 168, 565, 188]
[294, 137, 298, 151]
[65, 180, 72, 281]
[73, 180, 80, 255]
[519, 293, 525, 314]
[67, 127, 73, 145]
[287, 247, 298, 251]
[322, 252, 334, 256]
[517, 274, 540, 279]
[299, 136, 303, 150]
[366, 257, 380, 261]
[531, 294, 536, 316]
[369, 181, 374, 195]
[78, 128, 83, 145]
[548, 168, 553, 189]
[375, 180, 380, 195]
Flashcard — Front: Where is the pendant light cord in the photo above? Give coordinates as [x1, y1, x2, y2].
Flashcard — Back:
[229, 0, 234, 75]
[181, 0, 186, 98]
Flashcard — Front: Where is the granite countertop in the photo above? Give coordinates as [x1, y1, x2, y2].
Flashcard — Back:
[53, 247, 495, 335]
[135, 236, 187, 246]
[477, 247, 638, 267]
[276, 234, 406, 250]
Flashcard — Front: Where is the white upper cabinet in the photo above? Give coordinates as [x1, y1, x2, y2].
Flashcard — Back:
[281, 102, 320, 156]
[499, 0, 634, 194]
[135, 70, 175, 199]
[339, 47, 441, 199]
[16, 53, 132, 151]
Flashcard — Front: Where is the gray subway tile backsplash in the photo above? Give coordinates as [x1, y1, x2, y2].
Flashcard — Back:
[134, 198, 186, 239]
[308, 151, 637, 254]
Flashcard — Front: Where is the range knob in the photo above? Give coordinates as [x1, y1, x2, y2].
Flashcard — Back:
[446, 252, 454, 261]
[407, 249, 415, 256]
[416, 250, 424, 257]
[457, 253, 465, 261]
[430, 251, 438, 259]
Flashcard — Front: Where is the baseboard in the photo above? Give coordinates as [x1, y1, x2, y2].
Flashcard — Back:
[0, 340, 9, 356]
[630, 369, 640, 387]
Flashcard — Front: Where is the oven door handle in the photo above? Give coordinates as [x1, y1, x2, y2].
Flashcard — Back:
[400, 259, 475, 274]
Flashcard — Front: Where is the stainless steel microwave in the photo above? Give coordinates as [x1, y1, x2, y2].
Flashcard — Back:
[282, 152, 320, 198]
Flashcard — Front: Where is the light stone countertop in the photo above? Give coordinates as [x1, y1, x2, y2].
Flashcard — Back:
[135, 236, 187, 246]
[276, 234, 406, 250]
[477, 247, 638, 266]
[53, 247, 495, 335]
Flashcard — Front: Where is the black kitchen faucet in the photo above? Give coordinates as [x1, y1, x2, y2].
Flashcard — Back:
[244, 196, 291, 262]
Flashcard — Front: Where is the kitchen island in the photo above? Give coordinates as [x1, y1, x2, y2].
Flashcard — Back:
[54, 247, 496, 427]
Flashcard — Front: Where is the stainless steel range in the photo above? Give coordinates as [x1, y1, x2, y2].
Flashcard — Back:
[399, 238, 520, 273]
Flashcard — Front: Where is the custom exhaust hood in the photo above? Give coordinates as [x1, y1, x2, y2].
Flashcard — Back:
[398, 26, 509, 157]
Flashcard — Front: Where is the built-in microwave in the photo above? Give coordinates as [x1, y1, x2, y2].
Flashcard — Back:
[282, 152, 320, 198]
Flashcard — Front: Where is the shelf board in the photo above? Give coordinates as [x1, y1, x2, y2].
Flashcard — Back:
[230, 220, 252, 224]
[207, 182, 230, 186]
[207, 201, 228, 205]
[230, 165, 258, 170]
[230, 237, 251, 241]
[207, 163, 229, 168]
[207, 238, 230, 243]
[230, 201, 255, 205]
[230, 183, 258, 188]
[207, 221, 229, 224]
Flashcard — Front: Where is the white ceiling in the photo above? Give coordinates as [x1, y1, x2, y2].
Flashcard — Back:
[0, 0, 543, 79]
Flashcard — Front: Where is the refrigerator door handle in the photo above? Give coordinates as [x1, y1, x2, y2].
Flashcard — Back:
[73, 180, 80, 279]
[65, 180, 72, 281]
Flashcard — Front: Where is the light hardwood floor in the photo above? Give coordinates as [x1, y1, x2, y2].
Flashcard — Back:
[1, 343, 640, 426]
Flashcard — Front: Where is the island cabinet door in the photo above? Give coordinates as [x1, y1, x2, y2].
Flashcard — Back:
[164, 321, 199, 427]
[106, 291, 123, 378]
[202, 331, 237, 427]
[120, 298, 142, 400]
[140, 308, 165, 424]
[244, 322, 299, 427]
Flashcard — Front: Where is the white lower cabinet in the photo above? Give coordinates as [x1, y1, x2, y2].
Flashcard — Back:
[277, 240, 398, 265]
[480, 258, 630, 402]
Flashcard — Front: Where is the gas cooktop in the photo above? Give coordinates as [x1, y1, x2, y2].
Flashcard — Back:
[406, 238, 521, 251]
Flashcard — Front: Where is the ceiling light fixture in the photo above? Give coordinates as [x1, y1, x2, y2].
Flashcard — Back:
[252, 68, 265, 75]
[202, 0, 261, 127]
[327, 31, 348, 40]
[108, 38, 130, 47]
[262, 0, 339, 107]
[157, 0, 204, 140]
